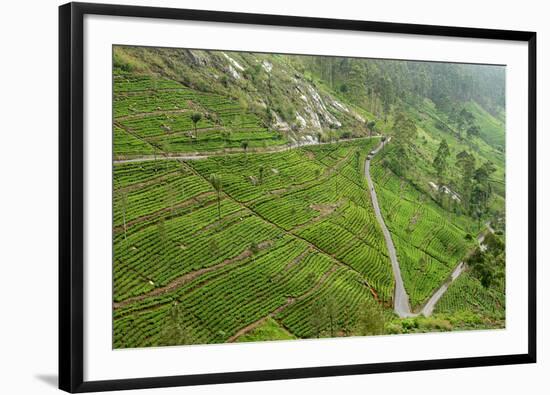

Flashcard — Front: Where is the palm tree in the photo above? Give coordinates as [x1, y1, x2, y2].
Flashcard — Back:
[209, 173, 223, 220]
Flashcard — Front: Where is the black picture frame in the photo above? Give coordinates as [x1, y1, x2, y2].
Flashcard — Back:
[59, 2, 537, 392]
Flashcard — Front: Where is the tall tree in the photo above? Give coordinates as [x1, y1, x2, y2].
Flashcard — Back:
[391, 112, 417, 175]
[190, 112, 202, 138]
[354, 301, 385, 336]
[310, 300, 326, 338]
[325, 295, 338, 338]
[432, 139, 450, 184]
[470, 160, 497, 226]
[393, 112, 417, 145]
[160, 304, 195, 346]
[456, 150, 476, 212]
[209, 173, 223, 220]
[367, 120, 376, 137]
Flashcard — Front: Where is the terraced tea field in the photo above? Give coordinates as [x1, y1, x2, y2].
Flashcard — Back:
[113, 73, 286, 159]
[112, 59, 506, 348]
[113, 116, 398, 346]
[434, 272, 505, 320]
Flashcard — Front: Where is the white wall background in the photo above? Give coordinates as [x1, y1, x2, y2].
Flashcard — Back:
[0, 0, 546, 394]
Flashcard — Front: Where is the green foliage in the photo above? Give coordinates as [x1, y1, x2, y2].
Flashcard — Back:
[432, 139, 450, 182]
[158, 303, 197, 346]
[354, 300, 385, 336]
[236, 318, 296, 342]
[456, 150, 476, 211]
[467, 232, 505, 288]
[388, 112, 417, 176]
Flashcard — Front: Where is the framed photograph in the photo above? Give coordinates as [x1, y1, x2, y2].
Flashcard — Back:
[59, 2, 536, 392]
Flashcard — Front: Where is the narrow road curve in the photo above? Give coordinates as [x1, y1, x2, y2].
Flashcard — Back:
[365, 138, 494, 317]
[364, 137, 414, 317]
[419, 226, 493, 316]
[419, 262, 465, 316]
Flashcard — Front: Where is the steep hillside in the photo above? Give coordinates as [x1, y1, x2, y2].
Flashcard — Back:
[112, 45, 506, 348]
[114, 46, 371, 147]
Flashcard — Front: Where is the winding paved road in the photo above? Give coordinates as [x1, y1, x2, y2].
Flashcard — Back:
[419, 262, 465, 316]
[364, 137, 491, 317]
[364, 137, 414, 317]
[419, 226, 492, 316]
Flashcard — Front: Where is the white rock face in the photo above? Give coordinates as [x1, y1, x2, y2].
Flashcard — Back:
[331, 99, 349, 113]
[302, 135, 317, 144]
[295, 112, 307, 128]
[227, 65, 241, 80]
[304, 84, 341, 128]
[353, 112, 366, 124]
[262, 60, 273, 73]
[273, 112, 290, 131]
[301, 99, 322, 130]
[188, 50, 210, 66]
[223, 53, 245, 71]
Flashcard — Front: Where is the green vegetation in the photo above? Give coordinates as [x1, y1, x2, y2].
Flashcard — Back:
[112, 45, 506, 348]
[237, 318, 296, 342]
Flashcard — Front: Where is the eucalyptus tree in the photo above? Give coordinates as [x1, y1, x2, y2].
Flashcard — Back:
[432, 139, 450, 187]
[391, 112, 417, 175]
[456, 150, 476, 213]
[367, 120, 376, 137]
[354, 301, 385, 336]
[190, 112, 202, 138]
[209, 173, 223, 220]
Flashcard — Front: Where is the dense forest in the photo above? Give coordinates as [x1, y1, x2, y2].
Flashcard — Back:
[298, 56, 504, 116]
